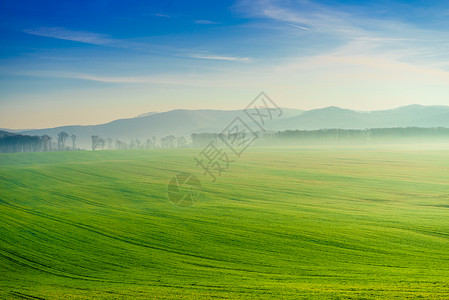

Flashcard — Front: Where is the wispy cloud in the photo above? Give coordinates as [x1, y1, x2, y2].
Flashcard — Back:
[194, 20, 218, 25]
[71, 73, 186, 84]
[235, 0, 449, 67]
[12, 70, 198, 85]
[21, 26, 181, 54]
[236, 0, 352, 33]
[235, 0, 445, 47]
[154, 13, 170, 18]
[23, 27, 114, 45]
[274, 39, 449, 82]
[187, 53, 251, 62]
[352, 37, 412, 42]
[291, 24, 310, 31]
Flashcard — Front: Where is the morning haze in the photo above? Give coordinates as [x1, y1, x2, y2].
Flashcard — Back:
[1, 0, 449, 299]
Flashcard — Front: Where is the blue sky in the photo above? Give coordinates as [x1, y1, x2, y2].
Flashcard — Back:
[1, 0, 449, 129]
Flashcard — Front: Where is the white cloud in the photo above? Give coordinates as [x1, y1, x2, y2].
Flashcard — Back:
[291, 24, 310, 31]
[187, 53, 251, 62]
[41, 71, 200, 85]
[236, 0, 354, 34]
[236, 0, 449, 68]
[154, 13, 170, 18]
[23, 27, 113, 45]
[21, 26, 182, 54]
[10, 70, 222, 87]
[194, 20, 218, 25]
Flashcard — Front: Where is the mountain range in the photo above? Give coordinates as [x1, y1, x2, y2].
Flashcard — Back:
[5, 104, 449, 149]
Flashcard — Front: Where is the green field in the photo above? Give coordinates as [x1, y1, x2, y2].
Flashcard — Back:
[1, 147, 449, 299]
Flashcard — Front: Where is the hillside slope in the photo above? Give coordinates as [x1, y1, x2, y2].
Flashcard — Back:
[272, 105, 449, 130]
[15, 105, 449, 149]
[1, 148, 449, 298]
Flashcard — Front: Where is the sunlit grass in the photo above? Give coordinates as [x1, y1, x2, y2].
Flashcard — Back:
[1, 146, 449, 298]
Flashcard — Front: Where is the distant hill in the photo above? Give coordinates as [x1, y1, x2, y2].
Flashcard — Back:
[13, 105, 449, 149]
[0, 130, 17, 137]
[17, 108, 303, 149]
[0, 129, 25, 135]
[270, 105, 449, 130]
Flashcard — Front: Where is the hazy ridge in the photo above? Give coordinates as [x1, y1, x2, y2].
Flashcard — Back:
[5, 104, 449, 148]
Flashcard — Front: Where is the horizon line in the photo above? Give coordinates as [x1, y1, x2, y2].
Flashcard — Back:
[2, 103, 447, 131]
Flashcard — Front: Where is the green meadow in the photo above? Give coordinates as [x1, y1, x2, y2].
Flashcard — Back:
[1, 146, 449, 299]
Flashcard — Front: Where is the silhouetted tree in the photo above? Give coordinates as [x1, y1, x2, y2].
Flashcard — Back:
[177, 136, 187, 148]
[57, 131, 69, 151]
[0, 132, 43, 153]
[41, 135, 52, 152]
[70, 134, 77, 150]
[115, 138, 127, 150]
[91, 135, 104, 151]
[107, 137, 113, 149]
[145, 138, 152, 149]
[135, 139, 142, 149]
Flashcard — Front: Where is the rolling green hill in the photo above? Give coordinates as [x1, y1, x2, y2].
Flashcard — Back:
[1, 147, 449, 298]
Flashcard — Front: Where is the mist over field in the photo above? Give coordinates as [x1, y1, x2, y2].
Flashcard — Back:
[3, 105, 449, 151]
[2, 0, 449, 299]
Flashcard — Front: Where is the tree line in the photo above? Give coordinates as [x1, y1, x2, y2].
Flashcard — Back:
[192, 127, 449, 147]
[0, 130, 79, 153]
[0, 130, 192, 153]
[253, 127, 449, 146]
[92, 135, 188, 150]
[2, 127, 449, 153]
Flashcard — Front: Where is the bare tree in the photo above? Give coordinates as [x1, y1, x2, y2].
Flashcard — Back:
[92, 135, 98, 151]
[177, 136, 187, 148]
[91, 135, 104, 151]
[70, 134, 77, 150]
[135, 139, 142, 149]
[41, 135, 52, 151]
[57, 131, 69, 151]
[115, 139, 127, 150]
[107, 137, 113, 150]
[115, 138, 120, 150]
[160, 137, 167, 148]
[160, 136, 175, 148]
[145, 138, 153, 149]
[167, 135, 176, 148]
[130, 139, 136, 149]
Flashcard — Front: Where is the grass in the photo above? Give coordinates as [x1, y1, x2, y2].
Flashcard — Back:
[1, 146, 449, 299]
